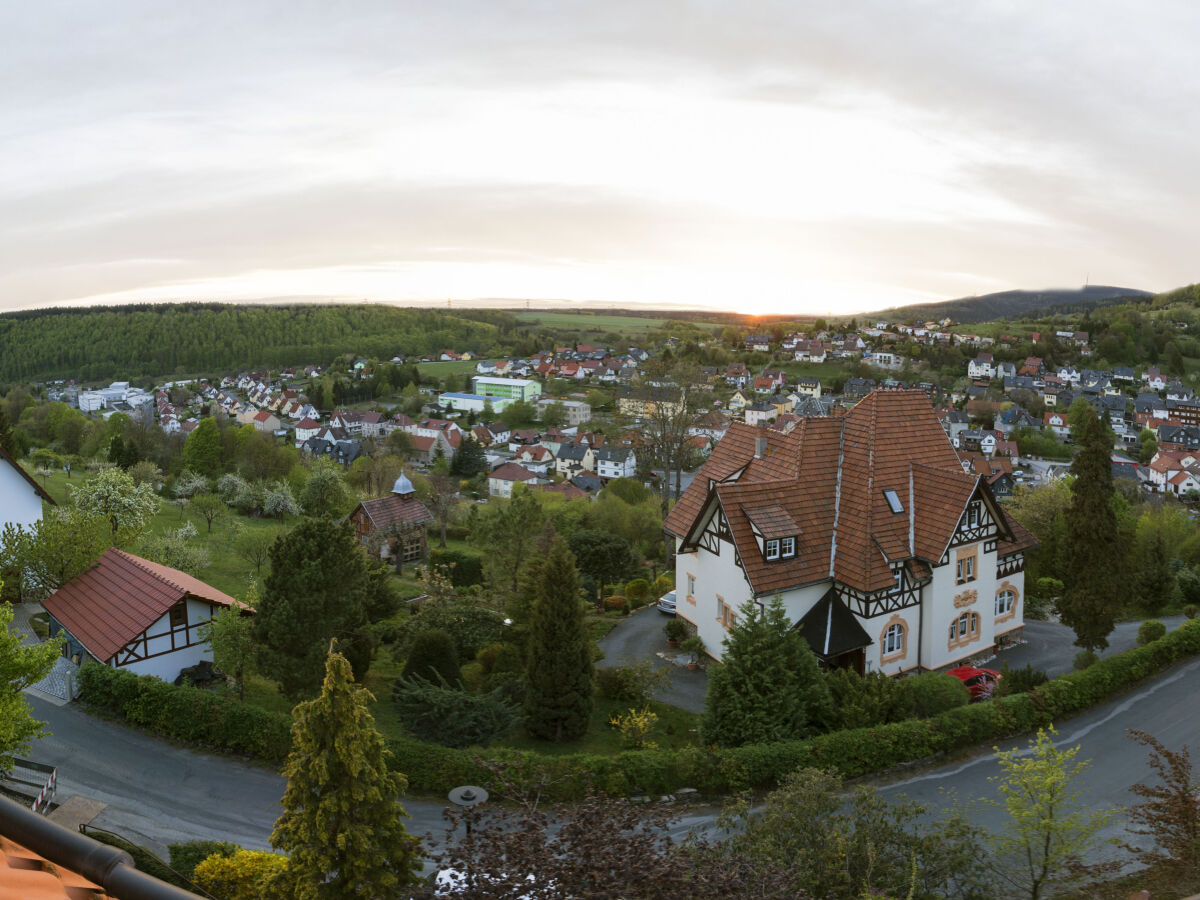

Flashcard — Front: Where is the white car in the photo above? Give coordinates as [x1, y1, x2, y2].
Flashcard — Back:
[657, 590, 677, 615]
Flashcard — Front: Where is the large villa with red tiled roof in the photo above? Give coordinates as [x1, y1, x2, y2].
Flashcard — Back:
[663, 390, 1037, 675]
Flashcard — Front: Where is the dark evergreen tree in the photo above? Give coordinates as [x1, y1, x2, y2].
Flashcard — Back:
[272, 647, 421, 897]
[567, 529, 637, 600]
[523, 536, 594, 741]
[400, 629, 462, 687]
[1060, 407, 1125, 652]
[255, 518, 397, 698]
[107, 435, 126, 466]
[701, 595, 833, 747]
[450, 434, 486, 477]
[1135, 531, 1172, 616]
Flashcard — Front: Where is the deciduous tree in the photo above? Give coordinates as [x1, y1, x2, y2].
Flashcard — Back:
[182, 416, 222, 476]
[987, 727, 1117, 900]
[69, 467, 161, 544]
[1124, 729, 1200, 881]
[0, 583, 63, 769]
[0, 508, 109, 598]
[200, 585, 258, 700]
[190, 492, 226, 533]
[272, 647, 421, 897]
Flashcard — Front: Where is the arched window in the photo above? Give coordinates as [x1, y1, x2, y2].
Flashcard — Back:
[995, 589, 1016, 617]
[883, 622, 904, 655]
[949, 612, 978, 640]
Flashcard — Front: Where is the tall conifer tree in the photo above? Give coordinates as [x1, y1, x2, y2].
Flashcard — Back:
[701, 595, 833, 747]
[1060, 406, 1124, 652]
[523, 536, 594, 741]
[272, 647, 421, 897]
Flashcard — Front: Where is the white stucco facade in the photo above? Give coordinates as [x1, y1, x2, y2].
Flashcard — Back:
[2, 467, 45, 532]
[674, 493, 1026, 674]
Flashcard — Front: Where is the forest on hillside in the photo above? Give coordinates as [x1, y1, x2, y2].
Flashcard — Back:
[0, 304, 516, 383]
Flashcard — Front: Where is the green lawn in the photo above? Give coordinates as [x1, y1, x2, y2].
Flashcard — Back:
[416, 359, 481, 378]
[28, 462, 692, 758]
[31, 464, 286, 598]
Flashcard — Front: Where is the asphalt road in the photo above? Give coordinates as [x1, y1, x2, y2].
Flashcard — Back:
[875, 653, 1200, 862]
[25, 617, 1200, 869]
[25, 695, 450, 861]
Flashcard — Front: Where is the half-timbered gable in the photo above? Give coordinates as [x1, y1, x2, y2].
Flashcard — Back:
[43, 549, 243, 682]
[663, 390, 1037, 676]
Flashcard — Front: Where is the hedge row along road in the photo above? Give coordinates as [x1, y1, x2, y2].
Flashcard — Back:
[29, 619, 1200, 861]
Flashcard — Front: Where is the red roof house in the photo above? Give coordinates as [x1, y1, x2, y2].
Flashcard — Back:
[43, 549, 242, 683]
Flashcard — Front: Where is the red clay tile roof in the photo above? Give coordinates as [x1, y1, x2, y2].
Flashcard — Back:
[1, 447, 56, 505]
[490, 462, 538, 483]
[355, 494, 432, 530]
[0, 835, 113, 899]
[666, 391, 1036, 596]
[43, 549, 237, 664]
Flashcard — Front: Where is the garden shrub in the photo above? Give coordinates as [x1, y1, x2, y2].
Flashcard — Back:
[1074, 650, 1099, 670]
[995, 662, 1049, 695]
[392, 602, 507, 661]
[169, 840, 240, 880]
[401, 628, 462, 687]
[77, 663, 292, 762]
[603, 595, 627, 613]
[595, 660, 670, 706]
[392, 674, 519, 748]
[193, 849, 288, 900]
[895, 672, 969, 719]
[428, 548, 485, 586]
[825, 668, 905, 730]
[1137, 619, 1167, 646]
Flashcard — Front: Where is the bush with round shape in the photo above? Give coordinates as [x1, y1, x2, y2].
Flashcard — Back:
[1137, 619, 1167, 646]
[1074, 649, 1098, 670]
[401, 629, 462, 687]
[896, 672, 970, 719]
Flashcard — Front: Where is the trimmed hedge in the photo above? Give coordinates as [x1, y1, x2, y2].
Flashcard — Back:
[77, 663, 293, 762]
[386, 618, 1200, 799]
[77, 620, 1200, 803]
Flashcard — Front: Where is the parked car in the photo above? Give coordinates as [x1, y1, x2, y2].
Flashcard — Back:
[945, 666, 1001, 701]
[657, 590, 677, 615]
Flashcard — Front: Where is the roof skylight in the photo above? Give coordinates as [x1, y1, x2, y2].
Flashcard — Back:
[883, 489, 904, 514]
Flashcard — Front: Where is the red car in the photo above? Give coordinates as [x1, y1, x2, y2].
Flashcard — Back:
[946, 666, 1001, 701]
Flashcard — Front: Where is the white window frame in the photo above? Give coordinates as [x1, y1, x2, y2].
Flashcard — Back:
[966, 503, 981, 529]
[883, 623, 903, 655]
[765, 539, 780, 560]
[780, 537, 795, 558]
[996, 589, 1015, 617]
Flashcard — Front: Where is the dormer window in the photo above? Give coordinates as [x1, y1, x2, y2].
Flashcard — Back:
[883, 489, 904, 514]
[765, 539, 781, 560]
[780, 537, 796, 559]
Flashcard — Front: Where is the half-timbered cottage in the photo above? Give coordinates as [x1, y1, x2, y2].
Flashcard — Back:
[662, 390, 1036, 675]
[347, 473, 432, 565]
[43, 549, 242, 682]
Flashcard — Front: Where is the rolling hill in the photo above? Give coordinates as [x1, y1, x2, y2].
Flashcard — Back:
[872, 285, 1152, 324]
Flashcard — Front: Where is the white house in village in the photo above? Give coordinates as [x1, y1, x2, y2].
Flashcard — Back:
[1, 447, 54, 532]
[663, 391, 1036, 676]
[43, 549, 244, 682]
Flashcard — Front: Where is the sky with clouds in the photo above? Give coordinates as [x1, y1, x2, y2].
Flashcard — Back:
[3, 1, 1198, 316]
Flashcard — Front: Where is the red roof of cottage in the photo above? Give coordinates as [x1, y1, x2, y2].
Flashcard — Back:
[354, 494, 432, 530]
[489, 462, 538, 483]
[296, 416, 320, 429]
[664, 390, 1036, 597]
[43, 549, 238, 664]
